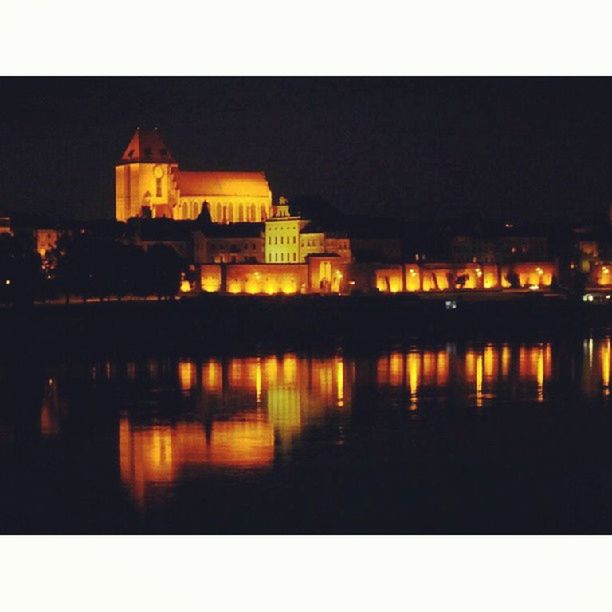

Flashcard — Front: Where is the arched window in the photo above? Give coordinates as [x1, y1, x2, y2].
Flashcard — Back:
[216, 203, 222, 222]
[156, 177, 162, 198]
[238, 204, 244, 222]
[261, 205, 267, 220]
[227, 205, 234, 223]
[251, 204, 257, 221]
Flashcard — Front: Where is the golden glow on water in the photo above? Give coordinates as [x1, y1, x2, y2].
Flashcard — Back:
[178, 360, 197, 391]
[436, 350, 449, 386]
[475, 354, 483, 408]
[389, 352, 404, 387]
[602, 338, 610, 396]
[484, 345, 496, 382]
[537, 346, 545, 402]
[119, 416, 274, 506]
[464, 350, 475, 382]
[256, 357, 262, 404]
[40, 378, 61, 437]
[407, 352, 420, 410]
[501, 345, 511, 378]
[202, 359, 222, 394]
[336, 358, 344, 407]
[38, 341, 607, 508]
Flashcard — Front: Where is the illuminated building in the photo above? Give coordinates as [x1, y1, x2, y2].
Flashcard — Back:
[589, 262, 611, 287]
[115, 128, 273, 222]
[191, 197, 352, 280]
[225, 263, 308, 295]
[193, 223, 264, 264]
[34, 228, 59, 258]
[0, 217, 13, 236]
[263, 197, 351, 265]
[264, 197, 306, 264]
[372, 261, 558, 294]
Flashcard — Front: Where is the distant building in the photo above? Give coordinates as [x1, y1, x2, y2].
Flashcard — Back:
[0, 217, 13, 236]
[193, 223, 264, 264]
[34, 228, 60, 258]
[450, 225, 549, 264]
[264, 197, 351, 264]
[115, 128, 273, 223]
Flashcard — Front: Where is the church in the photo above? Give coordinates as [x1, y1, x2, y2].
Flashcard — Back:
[115, 128, 273, 223]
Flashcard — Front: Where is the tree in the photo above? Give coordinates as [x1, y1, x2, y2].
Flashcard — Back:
[145, 244, 183, 299]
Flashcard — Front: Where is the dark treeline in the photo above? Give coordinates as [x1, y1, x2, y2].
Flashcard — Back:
[0, 232, 187, 305]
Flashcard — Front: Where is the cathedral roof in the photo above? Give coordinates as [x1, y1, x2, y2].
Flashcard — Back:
[119, 128, 175, 164]
[178, 171, 271, 198]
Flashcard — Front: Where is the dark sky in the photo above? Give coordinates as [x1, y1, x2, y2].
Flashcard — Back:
[1, 77, 612, 223]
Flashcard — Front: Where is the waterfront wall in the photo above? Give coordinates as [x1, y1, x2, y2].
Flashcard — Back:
[197, 260, 561, 295]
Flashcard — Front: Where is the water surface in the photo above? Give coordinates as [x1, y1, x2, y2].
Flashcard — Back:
[1, 335, 610, 533]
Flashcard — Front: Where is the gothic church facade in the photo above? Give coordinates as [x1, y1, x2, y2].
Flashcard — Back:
[115, 128, 273, 223]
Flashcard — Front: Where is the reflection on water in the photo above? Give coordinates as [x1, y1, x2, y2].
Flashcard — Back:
[119, 417, 275, 506]
[33, 337, 611, 510]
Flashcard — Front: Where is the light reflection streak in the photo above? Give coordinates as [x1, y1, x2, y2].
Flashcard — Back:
[475, 354, 483, 408]
[407, 352, 420, 410]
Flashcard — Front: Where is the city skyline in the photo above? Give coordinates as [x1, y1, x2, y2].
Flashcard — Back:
[3, 77, 612, 223]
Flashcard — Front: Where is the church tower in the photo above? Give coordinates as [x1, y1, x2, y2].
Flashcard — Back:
[115, 128, 178, 221]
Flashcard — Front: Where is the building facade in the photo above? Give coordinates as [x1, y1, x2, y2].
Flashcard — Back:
[116, 129, 273, 223]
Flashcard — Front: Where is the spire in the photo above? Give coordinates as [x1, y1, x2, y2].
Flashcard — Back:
[118, 127, 176, 164]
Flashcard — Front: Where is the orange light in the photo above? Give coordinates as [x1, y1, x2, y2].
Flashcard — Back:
[475, 354, 483, 408]
[407, 352, 420, 410]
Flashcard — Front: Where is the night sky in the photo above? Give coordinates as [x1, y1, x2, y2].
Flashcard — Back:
[1, 77, 612, 223]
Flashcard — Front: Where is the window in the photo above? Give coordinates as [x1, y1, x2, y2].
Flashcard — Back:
[293, 253, 296, 262]
[156, 177, 162, 197]
[281, 237, 284, 244]
[293, 236, 296, 244]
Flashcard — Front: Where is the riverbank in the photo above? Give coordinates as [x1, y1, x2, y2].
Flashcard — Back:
[0, 292, 610, 361]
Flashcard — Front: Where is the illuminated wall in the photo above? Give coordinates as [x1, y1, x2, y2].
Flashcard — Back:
[115, 161, 178, 221]
[116, 130, 272, 223]
[421, 267, 453, 291]
[197, 261, 560, 295]
[174, 171, 272, 223]
[308, 258, 348, 293]
[375, 266, 404, 293]
[482, 264, 499, 289]
[404, 266, 421, 292]
[200, 264, 222, 293]
[323, 236, 352, 263]
[501, 262, 557, 288]
[226, 263, 308, 295]
[300, 231, 326, 261]
[264, 218, 303, 263]
[589, 262, 611, 287]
